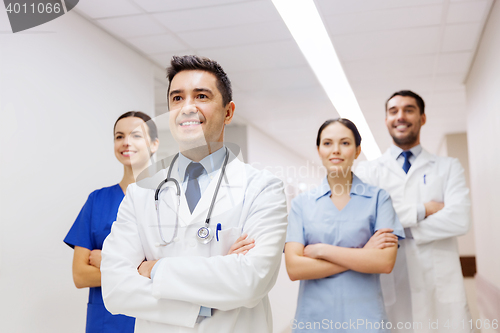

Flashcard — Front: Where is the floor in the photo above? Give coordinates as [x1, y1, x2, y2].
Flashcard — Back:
[464, 277, 482, 333]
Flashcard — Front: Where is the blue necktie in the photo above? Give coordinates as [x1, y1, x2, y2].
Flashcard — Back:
[185, 162, 205, 214]
[401, 151, 413, 174]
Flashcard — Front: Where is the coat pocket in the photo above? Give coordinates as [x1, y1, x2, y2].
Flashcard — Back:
[419, 173, 444, 203]
[210, 226, 241, 256]
[432, 240, 467, 303]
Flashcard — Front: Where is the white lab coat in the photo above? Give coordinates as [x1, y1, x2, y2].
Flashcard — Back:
[101, 152, 288, 333]
[357, 148, 472, 333]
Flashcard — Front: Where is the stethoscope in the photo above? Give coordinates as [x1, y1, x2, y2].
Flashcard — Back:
[154, 147, 230, 247]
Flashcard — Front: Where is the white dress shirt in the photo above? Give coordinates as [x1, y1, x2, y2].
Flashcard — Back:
[390, 144, 426, 222]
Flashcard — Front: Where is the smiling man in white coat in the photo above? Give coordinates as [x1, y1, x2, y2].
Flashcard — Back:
[357, 90, 472, 332]
[100, 55, 288, 333]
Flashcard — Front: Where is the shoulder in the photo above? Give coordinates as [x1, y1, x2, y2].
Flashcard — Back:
[424, 150, 463, 171]
[370, 184, 393, 204]
[87, 184, 121, 200]
[433, 154, 460, 166]
[355, 156, 386, 181]
[240, 161, 284, 188]
[291, 182, 325, 207]
[352, 174, 386, 198]
[291, 193, 309, 210]
[124, 182, 152, 199]
[230, 161, 287, 205]
[358, 148, 391, 168]
[364, 185, 395, 209]
[376, 188, 393, 204]
[356, 158, 380, 169]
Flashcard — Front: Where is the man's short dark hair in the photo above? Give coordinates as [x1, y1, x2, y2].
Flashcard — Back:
[386, 90, 425, 115]
[167, 55, 232, 107]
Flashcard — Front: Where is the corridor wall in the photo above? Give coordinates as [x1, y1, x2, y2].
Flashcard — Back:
[0, 10, 155, 333]
[465, 1, 500, 330]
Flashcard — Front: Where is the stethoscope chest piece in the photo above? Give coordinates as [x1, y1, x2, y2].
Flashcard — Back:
[196, 225, 214, 244]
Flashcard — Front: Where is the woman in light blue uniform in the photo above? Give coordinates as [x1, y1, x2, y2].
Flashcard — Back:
[285, 118, 405, 333]
[64, 111, 159, 333]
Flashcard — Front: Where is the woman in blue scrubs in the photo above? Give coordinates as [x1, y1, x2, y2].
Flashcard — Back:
[285, 118, 405, 333]
[64, 111, 159, 333]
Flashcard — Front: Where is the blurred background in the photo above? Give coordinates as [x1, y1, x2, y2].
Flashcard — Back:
[1, 0, 499, 332]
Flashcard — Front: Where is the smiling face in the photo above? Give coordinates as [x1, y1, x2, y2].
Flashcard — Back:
[317, 122, 361, 178]
[385, 95, 426, 150]
[168, 70, 235, 156]
[114, 116, 159, 170]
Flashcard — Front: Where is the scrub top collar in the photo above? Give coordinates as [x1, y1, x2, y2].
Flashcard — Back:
[177, 145, 226, 182]
[314, 173, 373, 201]
[390, 143, 422, 160]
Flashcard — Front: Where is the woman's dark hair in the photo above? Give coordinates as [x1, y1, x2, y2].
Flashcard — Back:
[316, 118, 362, 147]
[113, 111, 158, 141]
[167, 55, 232, 107]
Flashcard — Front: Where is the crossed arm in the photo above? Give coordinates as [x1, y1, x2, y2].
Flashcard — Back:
[284, 228, 398, 281]
[71, 247, 103, 288]
[411, 159, 470, 244]
[100, 178, 287, 326]
[72, 236, 255, 288]
[138, 234, 255, 278]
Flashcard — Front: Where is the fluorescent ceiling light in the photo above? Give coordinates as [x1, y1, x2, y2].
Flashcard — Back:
[272, 0, 381, 160]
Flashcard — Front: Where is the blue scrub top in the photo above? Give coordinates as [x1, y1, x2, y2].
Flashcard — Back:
[64, 184, 135, 333]
[286, 174, 405, 333]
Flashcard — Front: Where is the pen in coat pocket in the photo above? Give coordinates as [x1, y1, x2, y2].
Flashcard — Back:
[423, 174, 426, 185]
[216, 223, 222, 241]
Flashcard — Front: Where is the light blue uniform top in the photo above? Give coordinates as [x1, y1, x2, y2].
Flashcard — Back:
[286, 174, 405, 333]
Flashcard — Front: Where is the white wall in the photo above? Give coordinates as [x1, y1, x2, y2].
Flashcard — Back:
[225, 124, 248, 162]
[465, 0, 500, 328]
[443, 133, 476, 257]
[0, 11, 154, 333]
[246, 125, 323, 333]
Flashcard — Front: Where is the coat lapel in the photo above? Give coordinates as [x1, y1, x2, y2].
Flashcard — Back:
[187, 153, 246, 224]
[379, 147, 435, 179]
[154, 151, 246, 227]
[161, 161, 192, 227]
[406, 148, 435, 177]
[379, 149, 406, 179]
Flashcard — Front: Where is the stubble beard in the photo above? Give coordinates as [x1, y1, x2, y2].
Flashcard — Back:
[391, 119, 421, 147]
[392, 131, 419, 146]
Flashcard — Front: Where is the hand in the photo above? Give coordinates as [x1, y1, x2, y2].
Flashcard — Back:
[424, 201, 445, 217]
[227, 233, 255, 255]
[138, 260, 158, 279]
[364, 228, 398, 249]
[89, 250, 102, 268]
[303, 243, 327, 259]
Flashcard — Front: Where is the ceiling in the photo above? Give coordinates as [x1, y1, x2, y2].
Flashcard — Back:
[74, 0, 494, 162]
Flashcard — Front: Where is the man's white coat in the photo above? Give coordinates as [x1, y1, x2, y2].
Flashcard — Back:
[357, 148, 472, 333]
[101, 152, 288, 333]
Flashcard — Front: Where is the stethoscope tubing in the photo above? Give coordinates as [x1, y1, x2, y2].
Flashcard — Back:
[154, 147, 229, 246]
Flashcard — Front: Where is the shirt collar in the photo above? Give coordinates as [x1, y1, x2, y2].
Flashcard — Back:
[390, 144, 422, 160]
[350, 173, 373, 197]
[314, 173, 372, 201]
[177, 146, 227, 182]
[315, 177, 332, 201]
